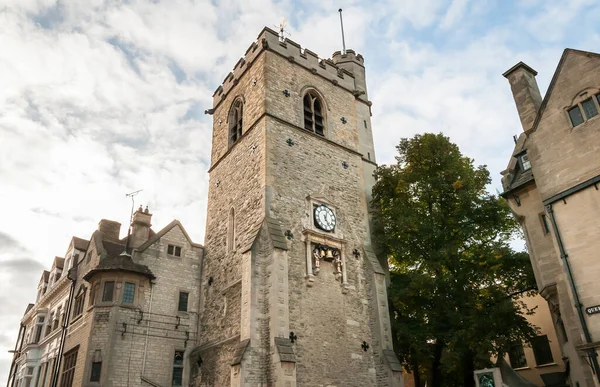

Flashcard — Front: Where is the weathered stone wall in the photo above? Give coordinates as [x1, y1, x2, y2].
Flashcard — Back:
[200, 28, 399, 386]
[502, 50, 600, 387]
[529, 52, 600, 200]
[265, 89, 380, 386]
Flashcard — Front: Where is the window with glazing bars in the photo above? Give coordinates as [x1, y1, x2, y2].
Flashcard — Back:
[178, 292, 189, 312]
[172, 351, 184, 386]
[60, 348, 78, 387]
[303, 92, 324, 136]
[508, 342, 527, 368]
[122, 282, 135, 303]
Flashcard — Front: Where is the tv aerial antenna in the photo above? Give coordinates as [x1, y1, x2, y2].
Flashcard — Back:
[274, 18, 291, 43]
[126, 189, 143, 225]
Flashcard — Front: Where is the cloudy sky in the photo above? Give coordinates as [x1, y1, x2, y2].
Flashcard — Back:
[1, 0, 599, 380]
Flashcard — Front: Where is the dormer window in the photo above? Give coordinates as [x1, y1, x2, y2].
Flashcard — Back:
[568, 93, 600, 127]
[229, 98, 243, 147]
[303, 91, 325, 136]
[521, 154, 531, 170]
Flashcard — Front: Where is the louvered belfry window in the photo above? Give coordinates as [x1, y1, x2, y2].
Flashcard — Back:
[229, 99, 243, 146]
[303, 92, 324, 136]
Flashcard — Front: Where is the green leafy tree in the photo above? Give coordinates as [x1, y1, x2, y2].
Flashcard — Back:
[372, 133, 537, 387]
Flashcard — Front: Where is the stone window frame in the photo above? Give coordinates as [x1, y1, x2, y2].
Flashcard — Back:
[101, 280, 115, 303]
[167, 244, 183, 258]
[72, 285, 87, 319]
[299, 86, 328, 137]
[122, 282, 136, 304]
[176, 289, 190, 314]
[171, 349, 185, 387]
[565, 88, 600, 128]
[60, 346, 79, 387]
[228, 96, 244, 148]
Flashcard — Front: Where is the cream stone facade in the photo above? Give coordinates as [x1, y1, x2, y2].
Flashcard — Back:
[501, 49, 600, 387]
[8, 27, 401, 387]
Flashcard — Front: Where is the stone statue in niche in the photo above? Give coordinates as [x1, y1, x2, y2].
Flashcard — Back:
[311, 244, 344, 282]
[333, 250, 343, 281]
[312, 247, 321, 275]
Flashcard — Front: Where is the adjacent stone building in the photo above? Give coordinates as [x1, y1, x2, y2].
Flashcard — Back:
[8, 209, 204, 387]
[501, 49, 600, 387]
[8, 27, 402, 387]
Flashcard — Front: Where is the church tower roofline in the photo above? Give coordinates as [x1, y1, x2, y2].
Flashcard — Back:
[212, 27, 370, 107]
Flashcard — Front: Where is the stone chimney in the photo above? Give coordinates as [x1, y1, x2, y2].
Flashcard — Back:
[98, 219, 121, 242]
[503, 62, 542, 131]
[332, 49, 368, 99]
[130, 206, 152, 249]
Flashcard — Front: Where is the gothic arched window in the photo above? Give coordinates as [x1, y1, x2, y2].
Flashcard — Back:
[303, 91, 324, 136]
[229, 99, 243, 147]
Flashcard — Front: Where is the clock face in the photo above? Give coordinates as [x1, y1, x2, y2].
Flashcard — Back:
[314, 205, 336, 232]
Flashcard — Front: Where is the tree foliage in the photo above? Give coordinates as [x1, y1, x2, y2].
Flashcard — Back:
[372, 133, 537, 387]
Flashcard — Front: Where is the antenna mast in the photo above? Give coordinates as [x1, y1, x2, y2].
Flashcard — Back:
[338, 8, 346, 55]
[123, 189, 143, 256]
[126, 189, 143, 225]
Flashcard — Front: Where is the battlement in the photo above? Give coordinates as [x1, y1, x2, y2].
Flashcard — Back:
[212, 27, 363, 106]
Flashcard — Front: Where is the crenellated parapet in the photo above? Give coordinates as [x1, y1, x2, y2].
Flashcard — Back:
[212, 27, 367, 107]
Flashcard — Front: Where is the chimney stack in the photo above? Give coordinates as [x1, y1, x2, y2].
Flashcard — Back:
[98, 219, 121, 242]
[130, 206, 152, 249]
[503, 62, 542, 132]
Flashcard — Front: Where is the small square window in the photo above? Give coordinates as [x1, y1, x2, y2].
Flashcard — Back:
[568, 106, 585, 126]
[102, 282, 114, 302]
[178, 292, 189, 312]
[90, 361, 102, 382]
[582, 98, 598, 119]
[122, 283, 135, 304]
[168, 245, 182, 257]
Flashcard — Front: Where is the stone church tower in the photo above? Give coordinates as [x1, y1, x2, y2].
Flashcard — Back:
[193, 27, 403, 387]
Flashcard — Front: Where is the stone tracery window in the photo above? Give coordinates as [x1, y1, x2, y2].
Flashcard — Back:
[303, 91, 325, 136]
[229, 98, 243, 146]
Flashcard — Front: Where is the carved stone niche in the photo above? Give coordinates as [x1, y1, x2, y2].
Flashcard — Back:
[302, 230, 348, 293]
[301, 194, 348, 293]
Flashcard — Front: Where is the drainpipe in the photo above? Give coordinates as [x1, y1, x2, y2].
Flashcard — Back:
[50, 271, 77, 387]
[546, 204, 600, 382]
[8, 323, 26, 387]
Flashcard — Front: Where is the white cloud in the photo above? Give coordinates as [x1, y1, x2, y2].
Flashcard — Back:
[1, 0, 599, 381]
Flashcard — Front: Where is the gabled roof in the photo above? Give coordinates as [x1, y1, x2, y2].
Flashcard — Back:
[136, 220, 202, 252]
[72, 236, 89, 251]
[40, 270, 50, 283]
[52, 257, 65, 269]
[528, 48, 600, 134]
